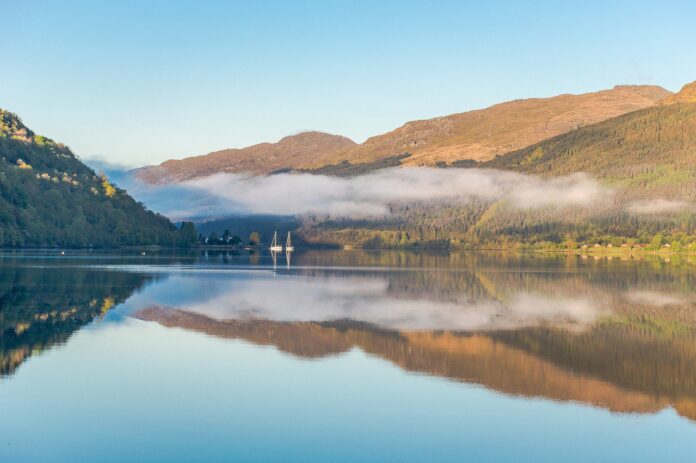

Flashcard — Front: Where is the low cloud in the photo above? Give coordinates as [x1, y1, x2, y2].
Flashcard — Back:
[627, 199, 689, 215]
[124, 167, 607, 220]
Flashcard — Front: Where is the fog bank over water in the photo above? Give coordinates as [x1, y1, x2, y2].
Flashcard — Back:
[122, 167, 608, 220]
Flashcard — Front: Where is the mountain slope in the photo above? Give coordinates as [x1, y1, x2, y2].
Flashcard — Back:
[337, 85, 671, 168]
[135, 131, 356, 184]
[660, 81, 696, 105]
[134, 85, 670, 184]
[0, 109, 196, 247]
[483, 100, 696, 200]
[293, 83, 696, 249]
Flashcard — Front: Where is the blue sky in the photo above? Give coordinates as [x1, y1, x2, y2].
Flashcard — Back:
[2, 0, 695, 166]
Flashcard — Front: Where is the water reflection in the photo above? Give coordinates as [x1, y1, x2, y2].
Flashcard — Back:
[0, 263, 155, 377]
[123, 251, 696, 422]
[134, 308, 696, 420]
[3, 250, 696, 423]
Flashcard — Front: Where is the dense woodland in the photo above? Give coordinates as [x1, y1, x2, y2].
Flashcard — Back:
[0, 110, 197, 248]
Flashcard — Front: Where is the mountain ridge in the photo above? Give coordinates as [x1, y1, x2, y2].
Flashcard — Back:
[134, 84, 671, 184]
[338, 84, 671, 168]
[134, 131, 356, 184]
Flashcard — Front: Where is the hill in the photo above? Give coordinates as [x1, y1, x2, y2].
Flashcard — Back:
[294, 86, 696, 249]
[0, 109, 196, 247]
[134, 131, 356, 184]
[484, 100, 696, 199]
[337, 85, 671, 168]
[135, 85, 670, 184]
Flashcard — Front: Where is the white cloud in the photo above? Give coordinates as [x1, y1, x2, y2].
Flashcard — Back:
[125, 167, 607, 220]
[627, 199, 689, 215]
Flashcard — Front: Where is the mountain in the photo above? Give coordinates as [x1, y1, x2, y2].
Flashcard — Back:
[0, 109, 197, 247]
[294, 83, 696, 249]
[484, 92, 696, 199]
[134, 131, 356, 184]
[135, 85, 670, 184]
[337, 85, 671, 167]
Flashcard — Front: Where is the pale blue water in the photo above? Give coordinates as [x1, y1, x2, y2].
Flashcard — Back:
[0, 250, 694, 462]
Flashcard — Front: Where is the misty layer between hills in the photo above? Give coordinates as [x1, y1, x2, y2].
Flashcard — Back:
[125, 167, 609, 220]
[122, 167, 685, 221]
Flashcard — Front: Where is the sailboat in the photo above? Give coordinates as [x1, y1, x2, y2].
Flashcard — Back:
[269, 231, 283, 252]
[286, 231, 294, 252]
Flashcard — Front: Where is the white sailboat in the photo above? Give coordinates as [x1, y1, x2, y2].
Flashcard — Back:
[286, 231, 294, 252]
[269, 231, 283, 252]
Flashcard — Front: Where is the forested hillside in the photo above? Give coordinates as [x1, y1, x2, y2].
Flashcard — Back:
[293, 99, 696, 250]
[485, 102, 696, 199]
[0, 110, 196, 247]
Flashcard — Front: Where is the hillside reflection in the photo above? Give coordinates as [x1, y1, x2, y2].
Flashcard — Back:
[0, 264, 155, 377]
[133, 251, 696, 421]
[3, 250, 696, 422]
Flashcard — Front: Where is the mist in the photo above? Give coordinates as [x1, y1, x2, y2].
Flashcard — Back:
[627, 199, 690, 215]
[124, 167, 607, 220]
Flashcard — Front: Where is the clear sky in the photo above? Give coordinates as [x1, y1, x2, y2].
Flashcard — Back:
[2, 0, 696, 167]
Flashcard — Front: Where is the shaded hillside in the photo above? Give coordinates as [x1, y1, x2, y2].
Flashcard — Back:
[297, 153, 411, 177]
[196, 214, 302, 245]
[339, 85, 669, 168]
[135, 131, 356, 184]
[0, 109, 196, 247]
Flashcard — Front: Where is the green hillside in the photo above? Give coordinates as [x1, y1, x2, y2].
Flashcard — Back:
[296, 102, 696, 250]
[0, 109, 196, 247]
[484, 102, 696, 198]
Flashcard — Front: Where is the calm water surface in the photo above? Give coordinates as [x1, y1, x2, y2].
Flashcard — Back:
[1, 250, 695, 462]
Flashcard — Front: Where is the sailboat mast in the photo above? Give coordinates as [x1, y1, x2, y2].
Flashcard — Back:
[286, 231, 294, 251]
[270, 231, 283, 251]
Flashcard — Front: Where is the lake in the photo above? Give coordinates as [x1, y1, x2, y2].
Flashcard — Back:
[0, 249, 695, 462]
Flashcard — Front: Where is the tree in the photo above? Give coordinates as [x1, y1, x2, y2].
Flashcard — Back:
[648, 233, 664, 251]
[249, 231, 261, 246]
[177, 222, 198, 246]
